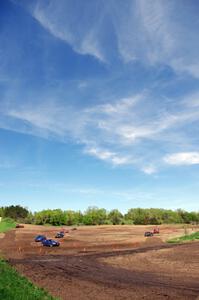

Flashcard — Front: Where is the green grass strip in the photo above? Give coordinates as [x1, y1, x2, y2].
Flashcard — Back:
[0, 219, 16, 233]
[0, 259, 59, 300]
[168, 231, 199, 243]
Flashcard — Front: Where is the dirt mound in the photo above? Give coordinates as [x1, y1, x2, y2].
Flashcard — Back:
[142, 236, 164, 247]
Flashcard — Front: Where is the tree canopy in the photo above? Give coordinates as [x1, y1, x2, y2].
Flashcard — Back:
[0, 205, 198, 226]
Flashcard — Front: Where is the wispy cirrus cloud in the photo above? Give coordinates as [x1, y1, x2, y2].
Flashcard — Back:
[113, 0, 199, 77]
[18, 0, 199, 77]
[2, 1, 199, 173]
[30, 0, 105, 62]
[1, 88, 199, 172]
[1, 0, 199, 214]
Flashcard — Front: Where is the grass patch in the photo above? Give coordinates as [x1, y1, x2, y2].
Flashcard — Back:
[0, 218, 16, 233]
[168, 231, 199, 243]
[0, 259, 58, 300]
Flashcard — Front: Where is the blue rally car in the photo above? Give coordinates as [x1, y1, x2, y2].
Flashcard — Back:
[35, 235, 46, 242]
[42, 239, 60, 247]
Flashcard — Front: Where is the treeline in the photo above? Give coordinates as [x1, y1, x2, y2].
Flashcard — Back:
[0, 205, 199, 225]
[0, 205, 29, 222]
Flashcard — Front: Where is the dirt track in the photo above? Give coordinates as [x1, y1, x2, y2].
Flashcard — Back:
[0, 225, 199, 299]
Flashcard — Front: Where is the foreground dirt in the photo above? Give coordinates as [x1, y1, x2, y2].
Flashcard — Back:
[0, 224, 198, 300]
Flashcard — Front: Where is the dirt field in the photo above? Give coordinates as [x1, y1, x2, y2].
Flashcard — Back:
[0, 224, 199, 299]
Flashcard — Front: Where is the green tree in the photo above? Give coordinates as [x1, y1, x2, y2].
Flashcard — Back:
[34, 209, 66, 225]
[108, 209, 123, 225]
[126, 208, 148, 224]
[83, 207, 107, 225]
[0, 207, 4, 217]
[3, 205, 29, 221]
[65, 210, 80, 226]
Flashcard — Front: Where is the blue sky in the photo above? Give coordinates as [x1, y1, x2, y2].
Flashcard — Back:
[0, 0, 199, 212]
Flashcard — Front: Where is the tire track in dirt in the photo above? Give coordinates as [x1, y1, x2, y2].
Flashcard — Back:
[9, 243, 199, 299]
[2, 226, 199, 299]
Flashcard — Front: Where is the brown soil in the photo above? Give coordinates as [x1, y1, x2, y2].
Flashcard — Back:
[0, 224, 199, 300]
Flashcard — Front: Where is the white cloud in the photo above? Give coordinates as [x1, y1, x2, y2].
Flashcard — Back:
[164, 152, 199, 166]
[86, 147, 115, 160]
[85, 146, 132, 166]
[142, 165, 157, 175]
[89, 95, 142, 115]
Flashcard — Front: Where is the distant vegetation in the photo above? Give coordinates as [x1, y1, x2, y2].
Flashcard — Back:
[0, 205, 198, 226]
[168, 231, 199, 243]
[0, 205, 29, 221]
[0, 259, 58, 300]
